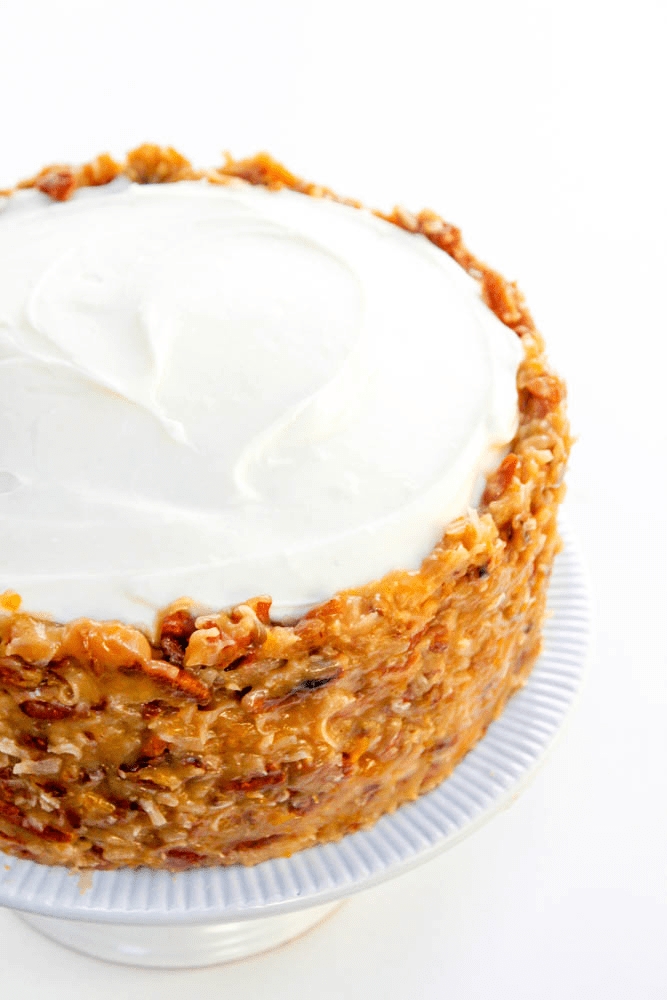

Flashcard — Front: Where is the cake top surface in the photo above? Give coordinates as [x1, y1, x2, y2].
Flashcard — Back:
[0, 178, 522, 627]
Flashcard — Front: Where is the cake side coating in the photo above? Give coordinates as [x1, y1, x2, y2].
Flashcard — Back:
[0, 145, 571, 869]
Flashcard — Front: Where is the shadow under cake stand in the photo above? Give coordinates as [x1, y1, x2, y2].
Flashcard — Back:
[0, 525, 591, 968]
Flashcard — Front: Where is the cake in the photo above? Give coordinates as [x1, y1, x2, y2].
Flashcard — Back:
[0, 145, 570, 869]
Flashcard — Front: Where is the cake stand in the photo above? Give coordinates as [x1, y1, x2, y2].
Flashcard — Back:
[0, 525, 591, 968]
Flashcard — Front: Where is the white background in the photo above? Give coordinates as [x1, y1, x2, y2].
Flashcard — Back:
[1, 0, 665, 996]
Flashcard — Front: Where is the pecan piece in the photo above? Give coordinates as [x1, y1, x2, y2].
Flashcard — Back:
[159, 610, 196, 666]
[186, 603, 268, 669]
[78, 152, 121, 187]
[0, 797, 23, 825]
[126, 144, 192, 184]
[523, 374, 564, 417]
[523, 374, 563, 404]
[302, 597, 342, 622]
[482, 454, 519, 506]
[36, 824, 72, 843]
[17, 732, 48, 753]
[428, 627, 449, 653]
[250, 668, 343, 713]
[219, 152, 301, 190]
[118, 736, 167, 774]
[37, 168, 77, 202]
[223, 651, 259, 672]
[246, 596, 272, 626]
[138, 660, 211, 705]
[141, 699, 177, 719]
[19, 700, 74, 721]
[433, 734, 459, 752]
[0, 655, 44, 690]
[219, 771, 285, 793]
[229, 833, 282, 852]
[482, 270, 522, 325]
[165, 848, 205, 869]
[140, 732, 168, 760]
[294, 618, 326, 645]
[39, 781, 67, 798]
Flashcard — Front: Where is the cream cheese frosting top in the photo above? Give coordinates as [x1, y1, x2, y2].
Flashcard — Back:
[0, 179, 523, 628]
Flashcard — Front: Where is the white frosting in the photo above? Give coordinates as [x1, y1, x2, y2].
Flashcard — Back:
[0, 179, 522, 628]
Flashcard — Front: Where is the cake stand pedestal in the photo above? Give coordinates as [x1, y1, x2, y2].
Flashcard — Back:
[19, 902, 342, 968]
[0, 526, 590, 968]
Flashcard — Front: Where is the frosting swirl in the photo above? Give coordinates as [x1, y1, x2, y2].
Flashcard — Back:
[0, 180, 522, 627]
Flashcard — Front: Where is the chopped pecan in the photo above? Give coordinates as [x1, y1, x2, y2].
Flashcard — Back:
[0, 591, 21, 613]
[342, 735, 371, 775]
[522, 375, 564, 417]
[78, 153, 121, 187]
[37, 168, 77, 202]
[125, 144, 192, 184]
[118, 738, 168, 774]
[64, 807, 82, 830]
[465, 561, 490, 582]
[246, 596, 272, 626]
[223, 651, 258, 672]
[184, 627, 237, 668]
[428, 627, 449, 653]
[433, 734, 459, 752]
[19, 700, 74, 721]
[37, 824, 72, 843]
[159, 610, 196, 666]
[164, 848, 205, 869]
[359, 783, 381, 806]
[141, 699, 177, 719]
[294, 618, 326, 645]
[138, 660, 211, 705]
[159, 636, 185, 666]
[482, 271, 522, 326]
[302, 597, 342, 622]
[250, 668, 343, 713]
[180, 755, 205, 769]
[140, 732, 168, 760]
[0, 796, 23, 825]
[482, 454, 519, 506]
[0, 656, 44, 690]
[219, 152, 301, 190]
[219, 771, 285, 793]
[287, 795, 318, 815]
[17, 732, 48, 753]
[523, 374, 563, 403]
[118, 760, 148, 775]
[416, 210, 463, 253]
[0, 789, 72, 841]
[229, 833, 282, 852]
[293, 674, 341, 692]
[186, 603, 267, 669]
[39, 781, 67, 798]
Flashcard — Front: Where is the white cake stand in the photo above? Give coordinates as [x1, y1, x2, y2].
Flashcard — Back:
[0, 525, 591, 968]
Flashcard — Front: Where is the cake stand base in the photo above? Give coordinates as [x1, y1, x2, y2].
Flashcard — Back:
[18, 902, 341, 968]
